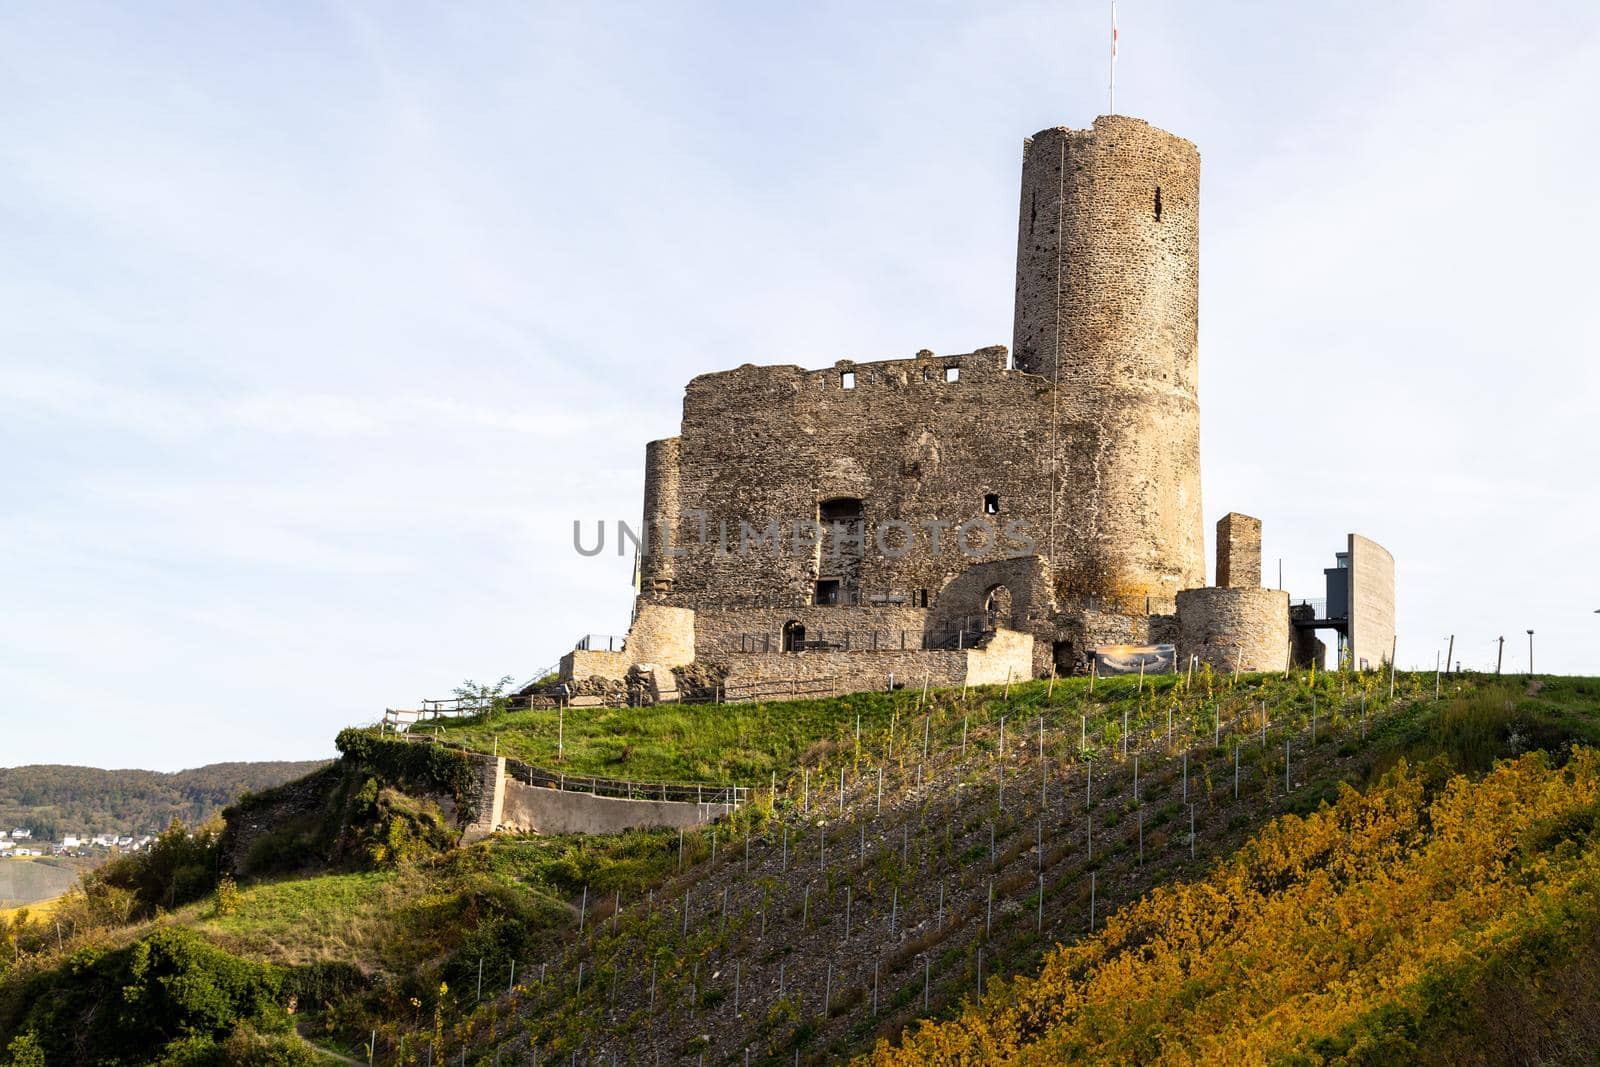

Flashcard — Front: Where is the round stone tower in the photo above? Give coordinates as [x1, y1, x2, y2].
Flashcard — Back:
[1013, 115, 1204, 604]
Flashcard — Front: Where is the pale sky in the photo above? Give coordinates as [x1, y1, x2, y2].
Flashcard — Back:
[3, 2, 1596, 770]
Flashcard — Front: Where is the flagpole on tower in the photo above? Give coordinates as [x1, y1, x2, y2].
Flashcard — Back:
[1109, 0, 1119, 115]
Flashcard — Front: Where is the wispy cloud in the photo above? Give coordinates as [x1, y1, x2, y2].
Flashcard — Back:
[1, 1, 1596, 768]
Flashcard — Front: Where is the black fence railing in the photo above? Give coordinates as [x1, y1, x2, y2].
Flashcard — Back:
[1057, 593, 1178, 616]
[503, 757, 747, 808]
[659, 590, 933, 612]
[574, 634, 627, 652]
[375, 731, 747, 808]
[726, 623, 996, 655]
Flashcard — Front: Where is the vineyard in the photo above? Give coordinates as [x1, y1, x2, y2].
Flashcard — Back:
[381, 667, 1579, 1065]
[7, 670, 1595, 1066]
[869, 747, 1600, 1064]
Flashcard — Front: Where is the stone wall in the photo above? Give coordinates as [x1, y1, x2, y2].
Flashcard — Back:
[933, 555, 1058, 676]
[639, 438, 681, 593]
[719, 628, 1034, 698]
[693, 605, 935, 659]
[559, 648, 630, 683]
[627, 601, 695, 668]
[1290, 603, 1327, 670]
[459, 754, 506, 844]
[1176, 587, 1289, 673]
[1216, 512, 1262, 589]
[644, 346, 1052, 614]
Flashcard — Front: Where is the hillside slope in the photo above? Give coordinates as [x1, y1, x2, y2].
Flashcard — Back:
[415, 672, 1600, 1065]
[0, 760, 329, 839]
[3, 672, 1598, 1065]
[869, 748, 1600, 1065]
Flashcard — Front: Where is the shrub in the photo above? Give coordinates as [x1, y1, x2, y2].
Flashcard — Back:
[334, 730, 478, 821]
[94, 818, 224, 917]
[6, 928, 290, 1064]
[211, 875, 242, 918]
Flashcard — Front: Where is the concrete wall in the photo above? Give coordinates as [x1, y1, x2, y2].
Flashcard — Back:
[1347, 534, 1396, 670]
[1176, 587, 1289, 673]
[962, 628, 1035, 686]
[500, 779, 730, 836]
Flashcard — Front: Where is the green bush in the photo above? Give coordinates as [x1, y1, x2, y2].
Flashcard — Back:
[6, 928, 290, 1064]
[347, 779, 457, 868]
[335, 730, 478, 821]
[94, 818, 224, 916]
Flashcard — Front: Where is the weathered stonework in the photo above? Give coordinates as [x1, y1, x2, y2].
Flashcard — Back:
[627, 602, 695, 667]
[459, 754, 506, 844]
[1216, 512, 1262, 589]
[559, 648, 630, 684]
[555, 113, 1393, 701]
[1290, 602, 1327, 670]
[1176, 587, 1290, 673]
[1013, 116, 1204, 601]
[720, 628, 1034, 697]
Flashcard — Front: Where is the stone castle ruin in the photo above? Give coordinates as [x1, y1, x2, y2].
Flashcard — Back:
[560, 115, 1395, 703]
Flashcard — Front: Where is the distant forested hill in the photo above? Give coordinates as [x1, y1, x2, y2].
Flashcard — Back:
[0, 761, 329, 840]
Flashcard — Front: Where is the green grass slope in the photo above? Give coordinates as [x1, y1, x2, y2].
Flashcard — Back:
[2, 670, 1597, 1066]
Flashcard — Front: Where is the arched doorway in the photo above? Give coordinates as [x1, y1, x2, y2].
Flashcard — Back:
[782, 620, 807, 653]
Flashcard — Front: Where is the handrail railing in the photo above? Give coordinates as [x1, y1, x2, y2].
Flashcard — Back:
[503, 757, 748, 807]
[726, 624, 995, 654]
[574, 634, 627, 653]
[371, 729, 748, 808]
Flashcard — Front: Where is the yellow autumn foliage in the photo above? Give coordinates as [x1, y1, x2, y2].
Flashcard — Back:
[866, 750, 1600, 1065]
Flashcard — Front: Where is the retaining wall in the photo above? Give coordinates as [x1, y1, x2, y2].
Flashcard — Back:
[500, 780, 732, 836]
[719, 627, 1034, 698]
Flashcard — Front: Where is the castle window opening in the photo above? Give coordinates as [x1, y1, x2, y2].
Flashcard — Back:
[984, 493, 1000, 515]
[944, 366, 960, 382]
[814, 580, 841, 606]
[841, 371, 856, 390]
[782, 620, 806, 653]
[819, 497, 863, 524]
[1154, 186, 1163, 221]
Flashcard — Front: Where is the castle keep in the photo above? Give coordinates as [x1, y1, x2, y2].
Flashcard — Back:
[561, 115, 1395, 702]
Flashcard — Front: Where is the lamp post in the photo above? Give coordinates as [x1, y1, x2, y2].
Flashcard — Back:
[1527, 629, 1535, 678]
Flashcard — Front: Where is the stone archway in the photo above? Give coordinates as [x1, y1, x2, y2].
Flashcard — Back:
[782, 619, 807, 653]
